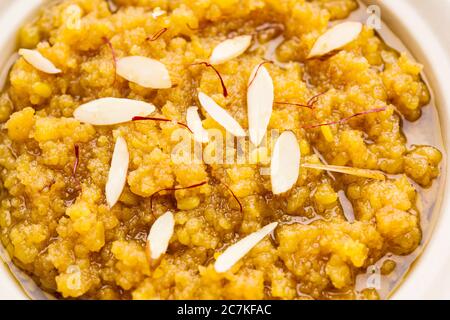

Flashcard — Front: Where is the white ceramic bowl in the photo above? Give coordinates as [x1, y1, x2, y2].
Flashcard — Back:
[0, 0, 449, 300]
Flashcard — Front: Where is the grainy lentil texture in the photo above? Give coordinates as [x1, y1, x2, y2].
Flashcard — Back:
[0, 0, 443, 299]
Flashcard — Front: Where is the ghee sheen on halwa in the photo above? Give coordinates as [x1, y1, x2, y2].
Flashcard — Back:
[0, 0, 444, 300]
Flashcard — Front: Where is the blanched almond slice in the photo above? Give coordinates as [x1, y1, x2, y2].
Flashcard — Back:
[116, 56, 172, 89]
[186, 106, 209, 143]
[209, 35, 252, 65]
[18, 49, 61, 74]
[0, 53, 19, 91]
[307, 22, 363, 58]
[105, 136, 129, 208]
[146, 211, 175, 260]
[247, 65, 273, 147]
[214, 222, 278, 273]
[270, 131, 301, 194]
[73, 98, 155, 125]
[198, 91, 245, 137]
[302, 163, 386, 181]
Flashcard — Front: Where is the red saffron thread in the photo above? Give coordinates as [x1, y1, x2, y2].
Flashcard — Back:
[247, 60, 273, 89]
[303, 107, 387, 129]
[150, 181, 208, 214]
[73, 144, 80, 176]
[190, 62, 228, 97]
[132, 116, 193, 133]
[146, 28, 168, 41]
[274, 91, 327, 110]
[102, 37, 117, 84]
[306, 91, 326, 107]
[221, 183, 243, 213]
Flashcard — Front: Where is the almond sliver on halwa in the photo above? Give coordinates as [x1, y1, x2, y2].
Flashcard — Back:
[247, 64, 273, 147]
[18, 49, 61, 74]
[198, 91, 246, 137]
[116, 56, 172, 89]
[214, 222, 278, 273]
[146, 211, 175, 260]
[209, 35, 252, 65]
[105, 136, 129, 208]
[186, 106, 209, 143]
[270, 131, 301, 194]
[307, 22, 363, 58]
[73, 98, 155, 125]
[0, 53, 19, 91]
[302, 163, 386, 181]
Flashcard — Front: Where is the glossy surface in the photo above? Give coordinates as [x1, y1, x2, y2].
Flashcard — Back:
[0, 0, 448, 300]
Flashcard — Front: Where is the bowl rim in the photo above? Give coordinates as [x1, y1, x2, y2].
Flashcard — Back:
[365, 0, 450, 300]
[0, 0, 449, 300]
[0, 0, 44, 300]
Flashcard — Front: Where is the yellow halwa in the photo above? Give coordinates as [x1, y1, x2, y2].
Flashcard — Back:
[0, 0, 442, 300]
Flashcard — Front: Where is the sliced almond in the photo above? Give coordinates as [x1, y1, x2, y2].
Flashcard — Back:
[116, 56, 172, 89]
[302, 163, 386, 181]
[146, 211, 175, 261]
[186, 106, 209, 143]
[0, 53, 19, 91]
[18, 49, 61, 74]
[247, 64, 273, 147]
[209, 35, 252, 65]
[73, 97, 155, 125]
[214, 222, 278, 273]
[198, 91, 245, 137]
[270, 131, 300, 194]
[307, 22, 363, 58]
[105, 136, 129, 208]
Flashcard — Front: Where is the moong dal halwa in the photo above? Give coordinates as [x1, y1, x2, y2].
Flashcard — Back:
[0, 0, 444, 300]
